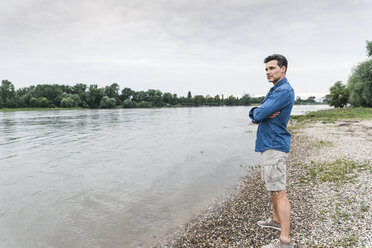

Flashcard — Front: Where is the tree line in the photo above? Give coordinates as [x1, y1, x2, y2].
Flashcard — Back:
[326, 40, 372, 108]
[0, 80, 323, 110]
[0, 81, 265, 109]
[294, 96, 319, 105]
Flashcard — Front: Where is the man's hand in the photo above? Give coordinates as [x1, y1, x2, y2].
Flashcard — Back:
[268, 111, 280, 119]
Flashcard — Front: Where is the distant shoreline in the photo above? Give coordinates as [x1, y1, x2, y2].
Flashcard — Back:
[0, 103, 328, 112]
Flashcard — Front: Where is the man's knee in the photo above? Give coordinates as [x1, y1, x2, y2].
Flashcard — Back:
[270, 190, 287, 199]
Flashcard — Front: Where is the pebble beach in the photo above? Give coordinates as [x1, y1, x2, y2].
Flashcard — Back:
[156, 118, 372, 247]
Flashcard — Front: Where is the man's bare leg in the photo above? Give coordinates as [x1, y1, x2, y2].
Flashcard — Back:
[271, 193, 280, 224]
[271, 190, 291, 243]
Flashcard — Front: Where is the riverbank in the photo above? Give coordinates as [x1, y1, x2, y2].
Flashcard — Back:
[0, 107, 85, 112]
[156, 113, 372, 247]
[0, 103, 328, 112]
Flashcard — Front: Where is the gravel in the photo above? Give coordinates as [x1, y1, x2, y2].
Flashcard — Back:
[155, 119, 372, 247]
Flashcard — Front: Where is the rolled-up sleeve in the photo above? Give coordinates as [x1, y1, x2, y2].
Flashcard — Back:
[249, 89, 291, 123]
[249, 107, 259, 123]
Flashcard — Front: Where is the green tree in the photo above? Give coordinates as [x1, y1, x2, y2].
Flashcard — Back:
[133, 91, 149, 102]
[224, 95, 238, 105]
[60, 97, 75, 108]
[326, 81, 349, 108]
[131, 91, 139, 102]
[347, 60, 372, 107]
[162, 92, 173, 105]
[346, 41, 372, 107]
[193, 95, 205, 105]
[172, 94, 179, 105]
[0, 80, 18, 108]
[161, 92, 178, 105]
[214, 95, 222, 105]
[183, 91, 193, 105]
[86, 85, 106, 108]
[60, 93, 81, 107]
[60, 85, 73, 94]
[122, 99, 136, 108]
[147, 89, 164, 107]
[294, 97, 303, 104]
[295, 96, 316, 104]
[178, 96, 187, 105]
[137, 101, 153, 108]
[72, 84, 87, 107]
[17, 86, 35, 98]
[105, 83, 120, 104]
[121, 87, 134, 101]
[34, 84, 63, 107]
[71, 94, 81, 106]
[367, 40, 372, 57]
[99, 96, 117, 108]
[205, 95, 215, 106]
[239, 94, 251, 105]
[30, 97, 50, 107]
[250, 96, 264, 104]
[19, 93, 33, 107]
[307, 96, 316, 103]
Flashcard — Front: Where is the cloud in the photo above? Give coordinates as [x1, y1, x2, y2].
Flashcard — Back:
[1, 0, 372, 97]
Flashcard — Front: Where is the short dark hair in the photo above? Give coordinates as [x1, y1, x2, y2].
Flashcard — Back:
[264, 54, 288, 72]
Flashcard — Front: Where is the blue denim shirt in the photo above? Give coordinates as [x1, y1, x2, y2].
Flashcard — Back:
[249, 78, 295, 153]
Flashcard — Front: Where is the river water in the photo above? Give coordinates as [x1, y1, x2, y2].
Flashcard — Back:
[0, 105, 330, 248]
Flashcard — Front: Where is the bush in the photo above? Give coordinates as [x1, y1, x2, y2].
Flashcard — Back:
[30, 97, 50, 107]
[137, 101, 153, 108]
[19, 93, 32, 107]
[99, 96, 117, 108]
[4, 98, 18, 108]
[60, 97, 75, 108]
[122, 99, 135, 108]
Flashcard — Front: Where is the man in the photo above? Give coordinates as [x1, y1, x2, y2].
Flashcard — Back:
[249, 54, 295, 248]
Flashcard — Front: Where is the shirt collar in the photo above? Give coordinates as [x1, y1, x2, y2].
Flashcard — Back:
[270, 77, 288, 91]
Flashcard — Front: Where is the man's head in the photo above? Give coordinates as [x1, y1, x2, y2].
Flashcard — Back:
[264, 54, 288, 85]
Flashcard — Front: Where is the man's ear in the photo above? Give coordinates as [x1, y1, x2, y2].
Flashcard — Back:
[281, 66, 286, 74]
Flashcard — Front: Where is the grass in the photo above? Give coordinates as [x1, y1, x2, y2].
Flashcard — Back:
[307, 139, 333, 149]
[289, 107, 372, 132]
[361, 205, 370, 212]
[331, 205, 350, 222]
[287, 119, 313, 132]
[300, 159, 371, 186]
[291, 107, 372, 122]
[330, 234, 359, 247]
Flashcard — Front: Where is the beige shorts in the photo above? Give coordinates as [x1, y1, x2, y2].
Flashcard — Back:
[261, 149, 288, 192]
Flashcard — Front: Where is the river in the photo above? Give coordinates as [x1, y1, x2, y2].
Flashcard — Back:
[0, 105, 330, 248]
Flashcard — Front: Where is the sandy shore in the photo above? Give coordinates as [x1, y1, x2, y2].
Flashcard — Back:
[156, 119, 372, 247]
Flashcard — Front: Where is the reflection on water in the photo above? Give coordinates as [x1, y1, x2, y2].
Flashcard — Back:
[0, 105, 330, 248]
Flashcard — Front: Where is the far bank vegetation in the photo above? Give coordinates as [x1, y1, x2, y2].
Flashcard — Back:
[0, 81, 318, 110]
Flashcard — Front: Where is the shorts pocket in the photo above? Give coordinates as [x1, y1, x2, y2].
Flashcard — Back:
[263, 164, 283, 182]
[261, 153, 286, 182]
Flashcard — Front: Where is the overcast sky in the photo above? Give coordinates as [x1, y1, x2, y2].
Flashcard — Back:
[1, 0, 371, 98]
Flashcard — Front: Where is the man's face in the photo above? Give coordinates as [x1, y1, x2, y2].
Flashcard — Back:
[265, 60, 286, 84]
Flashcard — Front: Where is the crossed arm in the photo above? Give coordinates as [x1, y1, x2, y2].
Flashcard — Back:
[249, 89, 291, 123]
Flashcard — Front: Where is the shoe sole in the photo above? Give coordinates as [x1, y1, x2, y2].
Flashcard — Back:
[257, 223, 281, 231]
